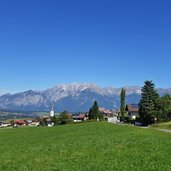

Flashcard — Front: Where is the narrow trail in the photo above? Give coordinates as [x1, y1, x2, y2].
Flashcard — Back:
[155, 128, 171, 133]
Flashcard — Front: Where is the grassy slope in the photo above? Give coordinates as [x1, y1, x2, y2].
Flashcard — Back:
[152, 121, 171, 130]
[0, 122, 171, 171]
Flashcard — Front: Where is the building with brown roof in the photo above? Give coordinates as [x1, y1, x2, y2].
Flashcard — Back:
[72, 114, 88, 122]
[126, 104, 139, 119]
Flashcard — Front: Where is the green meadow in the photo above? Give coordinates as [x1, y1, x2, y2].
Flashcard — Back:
[152, 121, 171, 130]
[0, 122, 171, 171]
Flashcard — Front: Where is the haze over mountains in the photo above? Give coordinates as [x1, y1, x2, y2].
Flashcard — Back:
[0, 83, 171, 112]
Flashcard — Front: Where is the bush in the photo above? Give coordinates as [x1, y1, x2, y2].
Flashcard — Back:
[58, 111, 72, 125]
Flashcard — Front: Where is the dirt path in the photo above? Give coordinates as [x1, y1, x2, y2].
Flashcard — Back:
[154, 128, 171, 133]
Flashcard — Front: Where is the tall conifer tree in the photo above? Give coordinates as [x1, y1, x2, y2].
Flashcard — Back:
[89, 101, 99, 119]
[120, 88, 126, 120]
[139, 80, 159, 123]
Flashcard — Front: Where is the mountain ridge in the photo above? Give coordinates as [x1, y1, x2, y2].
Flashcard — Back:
[0, 83, 170, 112]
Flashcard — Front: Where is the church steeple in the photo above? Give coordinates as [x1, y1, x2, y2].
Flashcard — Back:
[50, 105, 55, 117]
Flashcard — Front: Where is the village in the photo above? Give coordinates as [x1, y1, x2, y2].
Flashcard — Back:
[0, 103, 139, 128]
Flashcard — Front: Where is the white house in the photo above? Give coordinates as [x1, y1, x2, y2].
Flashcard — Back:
[108, 116, 120, 124]
[48, 122, 54, 127]
[0, 122, 11, 128]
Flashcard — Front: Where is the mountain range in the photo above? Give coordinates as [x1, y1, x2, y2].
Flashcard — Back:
[0, 83, 171, 112]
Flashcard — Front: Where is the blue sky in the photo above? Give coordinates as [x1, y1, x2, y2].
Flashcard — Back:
[0, 0, 171, 93]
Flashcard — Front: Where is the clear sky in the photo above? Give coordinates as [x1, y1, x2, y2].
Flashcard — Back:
[0, 0, 171, 94]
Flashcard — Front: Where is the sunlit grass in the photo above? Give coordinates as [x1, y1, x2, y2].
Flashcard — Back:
[0, 122, 171, 171]
[152, 121, 171, 130]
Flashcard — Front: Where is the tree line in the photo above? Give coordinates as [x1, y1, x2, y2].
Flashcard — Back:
[139, 80, 171, 125]
[121, 80, 171, 125]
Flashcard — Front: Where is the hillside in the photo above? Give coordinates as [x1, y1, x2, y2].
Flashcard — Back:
[0, 122, 171, 171]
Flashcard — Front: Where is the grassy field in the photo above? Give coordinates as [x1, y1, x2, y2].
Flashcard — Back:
[0, 122, 171, 171]
[152, 121, 171, 130]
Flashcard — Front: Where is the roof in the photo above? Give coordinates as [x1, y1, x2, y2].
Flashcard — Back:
[25, 120, 32, 123]
[126, 104, 139, 112]
[73, 114, 86, 119]
[14, 120, 27, 124]
[79, 114, 86, 119]
[99, 108, 113, 114]
[0, 122, 10, 124]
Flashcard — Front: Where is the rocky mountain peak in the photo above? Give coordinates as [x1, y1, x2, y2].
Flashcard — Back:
[0, 83, 170, 112]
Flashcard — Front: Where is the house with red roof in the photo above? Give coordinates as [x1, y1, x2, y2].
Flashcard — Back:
[13, 120, 27, 127]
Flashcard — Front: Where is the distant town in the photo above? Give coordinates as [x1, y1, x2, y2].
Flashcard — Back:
[0, 105, 120, 128]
